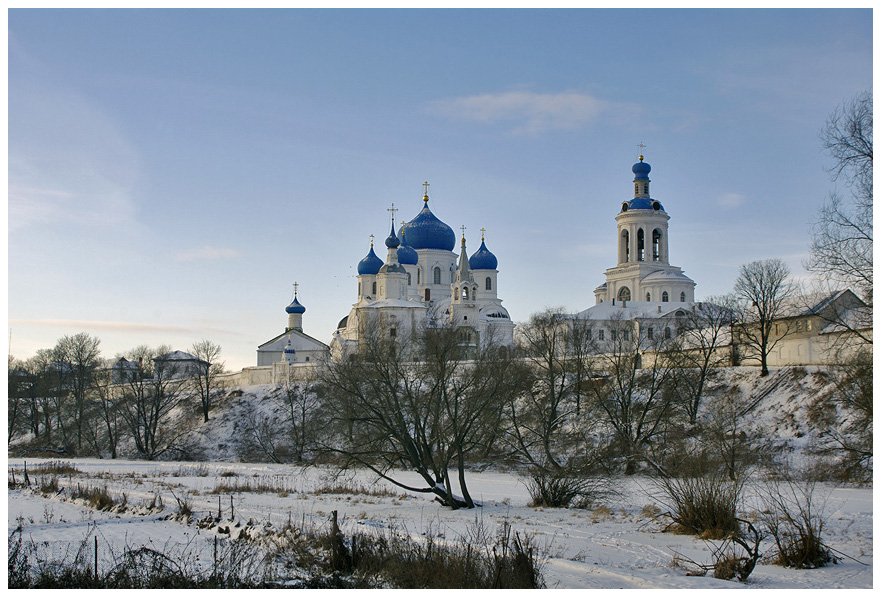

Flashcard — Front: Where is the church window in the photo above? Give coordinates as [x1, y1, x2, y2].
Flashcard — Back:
[305, 357, 310, 362]
[611, 329, 617, 341]
[425, 288, 431, 301]
[463, 286, 469, 300]
[358, 283, 361, 295]
[390, 328, 397, 338]
[407, 273, 412, 285]
[647, 327, 654, 339]
[646, 292, 651, 301]
[652, 229, 661, 261]
[621, 230, 630, 262]
[372, 281, 377, 295]
[617, 286, 631, 302]
[587, 329, 592, 341]
[664, 327, 672, 339]
[464, 315, 467, 321]
[599, 329, 605, 341]
[418, 269, 421, 284]
[486, 277, 492, 291]
[624, 329, 631, 341]
[433, 267, 441, 285]
[662, 291, 669, 302]
[637, 229, 645, 261]
[680, 292, 686, 302]
[634, 182, 639, 195]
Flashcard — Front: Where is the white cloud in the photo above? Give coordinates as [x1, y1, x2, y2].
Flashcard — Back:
[429, 91, 615, 134]
[717, 192, 747, 209]
[175, 245, 241, 263]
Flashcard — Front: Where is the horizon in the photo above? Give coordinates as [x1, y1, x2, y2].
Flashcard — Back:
[7, 8, 873, 371]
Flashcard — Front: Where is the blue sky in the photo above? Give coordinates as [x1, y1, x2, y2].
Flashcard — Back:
[8, 8, 873, 370]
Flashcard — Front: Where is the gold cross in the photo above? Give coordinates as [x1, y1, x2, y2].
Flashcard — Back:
[480, 226, 486, 241]
[293, 281, 299, 297]
[460, 224, 467, 239]
[387, 202, 398, 223]
[369, 234, 375, 247]
[637, 142, 647, 160]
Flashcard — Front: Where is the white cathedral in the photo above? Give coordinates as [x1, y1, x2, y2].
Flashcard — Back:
[257, 154, 698, 364]
[330, 183, 515, 355]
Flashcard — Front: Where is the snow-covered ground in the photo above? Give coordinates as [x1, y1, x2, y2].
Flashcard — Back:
[7, 458, 872, 588]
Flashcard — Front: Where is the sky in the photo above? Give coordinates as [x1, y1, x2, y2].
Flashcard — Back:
[7, 8, 873, 371]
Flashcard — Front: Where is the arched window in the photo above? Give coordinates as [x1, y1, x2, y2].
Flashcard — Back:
[680, 291, 686, 302]
[407, 273, 411, 285]
[634, 182, 639, 195]
[647, 327, 654, 339]
[358, 283, 361, 295]
[664, 327, 672, 339]
[372, 281, 377, 295]
[433, 267, 441, 285]
[662, 291, 669, 302]
[621, 230, 630, 262]
[652, 229, 661, 261]
[485, 276, 492, 291]
[463, 287, 469, 300]
[637, 229, 645, 261]
[617, 286, 631, 302]
[417, 269, 421, 284]
[646, 292, 651, 301]
[425, 288, 431, 301]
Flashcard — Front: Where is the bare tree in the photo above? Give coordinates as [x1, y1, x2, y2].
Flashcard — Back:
[278, 378, 321, 462]
[732, 259, 795, 376]
[505, 310, 610, 506]
[806, 91, 872, 344]
[320, 321, 512, 509]
[117, 345, 187, 460]
[54, 333, 102, 453]
[670, 296, 737, 424]
[190, 339, 225, 422]
[89, 366, 121, 459]
[589, 315, 679, 475]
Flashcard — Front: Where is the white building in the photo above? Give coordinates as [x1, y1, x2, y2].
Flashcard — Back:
[578, 154, 697, 329]
[331, 184, 515, 355]
[256, 289, 329, 366]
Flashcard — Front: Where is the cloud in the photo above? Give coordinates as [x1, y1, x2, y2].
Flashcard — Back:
[429, 91, 615, 134]
[10, 319, 199, 334]
[175, 245, 241, 263]
[717, 192, 747, 209]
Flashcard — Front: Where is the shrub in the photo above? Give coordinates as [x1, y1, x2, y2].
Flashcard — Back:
[526, 468, 613, 509]
[652, 469, 742, 539]
[760, 480, 834, 569]
[70, 484, 116, 511]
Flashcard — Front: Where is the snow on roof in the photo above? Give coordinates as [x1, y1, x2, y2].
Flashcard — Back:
[575, 300, 694, 321]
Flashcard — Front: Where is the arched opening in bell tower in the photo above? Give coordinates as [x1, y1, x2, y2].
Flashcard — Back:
[621, 230, 630, 262]
[637, 229, 645, 261]
[652, 229, 662, 261]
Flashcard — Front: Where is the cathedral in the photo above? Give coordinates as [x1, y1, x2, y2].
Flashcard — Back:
[330, 183, 515, 355]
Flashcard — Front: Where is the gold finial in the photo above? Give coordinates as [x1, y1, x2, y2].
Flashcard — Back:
[480, 226, 486, 242]
[422, 180, 430, 202]
[369, 233, 375, 247]
[637, 142, 647, 161]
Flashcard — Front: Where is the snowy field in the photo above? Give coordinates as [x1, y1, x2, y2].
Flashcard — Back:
[7, 458, 873, 589]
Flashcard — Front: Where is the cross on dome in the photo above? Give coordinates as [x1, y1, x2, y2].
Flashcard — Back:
[422, 180, 430, 202]
[369, 233, 375, 246]
[480, 227, 486, 241]
[293, 281, 299, 297]
[460, 224, 467, 240]
[387, 202, 398, 224]
[637, 142, 647, 161]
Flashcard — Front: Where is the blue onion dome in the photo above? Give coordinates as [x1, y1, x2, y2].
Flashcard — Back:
[401, 199, 456, 251]
[285, 296, 306, 314]
[397, 228, 418, 265]
[469, 239, 498, 270]
[385, 222, 400, 249]
[357, 244, 383, 275]
[632, 156, 651, 180]
[622, 197, 665, 211]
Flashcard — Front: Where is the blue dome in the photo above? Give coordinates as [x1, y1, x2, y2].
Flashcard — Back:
[357, 245, 383, 275]
[397, 230, 418, 265]
[469, 240, 498, 270]
[621, 198, 665, 212]
[632, 159, 651, 180]
[285, 296, 306, 314]
[401, 202, 456, 251]
[384, 222, 400, 249]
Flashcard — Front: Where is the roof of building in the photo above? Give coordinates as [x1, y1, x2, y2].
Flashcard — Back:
[400, 200, 456, 251]
[357, 245, 384, 275]
[397, 229, 419, 265]
[285, 296, 306, 314]
[257, 328, 330, 352]
[575, 300, 694, 321]
[469, 239, 498, 270]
